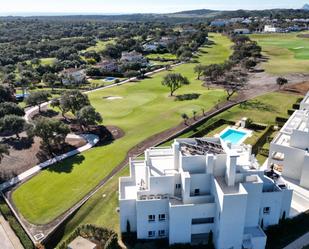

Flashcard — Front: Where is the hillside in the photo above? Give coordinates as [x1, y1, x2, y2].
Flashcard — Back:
[303, 4, 309, 10]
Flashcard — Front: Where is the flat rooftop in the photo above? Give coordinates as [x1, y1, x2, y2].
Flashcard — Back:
[280, 110, 309, 135]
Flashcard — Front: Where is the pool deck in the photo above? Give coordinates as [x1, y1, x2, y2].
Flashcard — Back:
[215, 126, 253, 145]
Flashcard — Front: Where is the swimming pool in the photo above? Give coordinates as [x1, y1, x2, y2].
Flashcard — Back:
[104, 77, 117, 82]
[220, 128, 247, 145]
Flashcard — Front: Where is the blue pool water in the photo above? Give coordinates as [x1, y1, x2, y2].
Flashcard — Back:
[220, 129, 247, 144]
[105, 77, 117, 81]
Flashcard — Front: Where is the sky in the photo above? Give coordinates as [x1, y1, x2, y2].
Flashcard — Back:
[0, 0, 308, 15]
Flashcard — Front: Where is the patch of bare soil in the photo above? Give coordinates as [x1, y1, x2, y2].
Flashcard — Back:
[280, 81, 309, 95]
[297, 34, 309, 38]
[0, 134, 87, 182]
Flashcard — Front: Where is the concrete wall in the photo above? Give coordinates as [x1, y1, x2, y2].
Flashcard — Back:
[189, 174, 211, 195]
[119, 199, 137, 233]
[260, 191, 282, 227]
[136, 199, 169, 239]
[300, 154, 309, 188]
[269, 143, 305, 181]
[216, 185, 248, 249]
[290, 130, 309, 149]
[242, 181, 263, 227]
[181, 155, 206, 174]
[169, 202, 216, 244]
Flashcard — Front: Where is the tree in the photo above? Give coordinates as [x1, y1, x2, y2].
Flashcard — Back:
[42, 73, 59, 91]
[0, 85, 15, 103]
[0, 102, 25, 118]
[76, 105, 102, 130]
[32, 117, 70, 152]
[58, 90, 90, 117]
[223, 72, 248, 100]
[276, 77, 288, 89]
[161, 73, 190, 96]
[242, 59, 257, 71]
[126, 220, 131, 233]
[181, 113, 189, 125]
[207, 230, 214, 249]
[0, 115, 25, 139]
[203, 64, 224, 84]
[0, 143, 9, 163]
[192, 110, 197, 120]
[26, 91, 51, 113]
[194, 64, 206, 80]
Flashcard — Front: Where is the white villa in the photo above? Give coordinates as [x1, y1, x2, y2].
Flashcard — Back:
[268, 92, 309, 189]
[119, 138, 292, 249]
[120, 51, 148, 65]
[60, 68, 86, 85]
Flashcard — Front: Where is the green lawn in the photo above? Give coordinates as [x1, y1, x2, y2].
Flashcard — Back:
[250, 32, 309, 74]
[85, 39, 115, 52]
[53, 91, 301, 247]
[12, 34, 233, 225]
[146, 53, 177, 60]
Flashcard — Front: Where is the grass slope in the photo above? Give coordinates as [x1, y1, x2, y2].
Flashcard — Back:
[12, 34, 232, 225]
[250, 32, 309, 74]
[54, 92, 300, 247]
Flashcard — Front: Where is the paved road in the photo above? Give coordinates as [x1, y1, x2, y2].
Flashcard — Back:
[283, 232, 309, 249]
[0, 216, 24, 249]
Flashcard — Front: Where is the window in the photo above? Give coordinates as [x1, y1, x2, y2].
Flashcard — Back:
[194, 189, 200, 196]
[263, 207, 271, 214]
[158, 230, 165, 237]
[148, 215, 155, 222]
[192, 217, 214, 224]
[148, 231, 155, 237]
[176, 184, 181, 189]
[159, 214, 166, 221]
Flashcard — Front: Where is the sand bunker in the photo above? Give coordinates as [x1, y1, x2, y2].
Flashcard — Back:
[103, 96, 123, 100]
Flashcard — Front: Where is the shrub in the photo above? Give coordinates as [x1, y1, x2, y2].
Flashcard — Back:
[0, 198, 34, 249]
[57, 224, 119, 249]
[251, 125, 273, 155]
[175, 93, 200, 101]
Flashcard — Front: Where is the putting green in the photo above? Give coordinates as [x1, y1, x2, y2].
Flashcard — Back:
[12, 34, 232, 225]
[251, 32, 309, 74]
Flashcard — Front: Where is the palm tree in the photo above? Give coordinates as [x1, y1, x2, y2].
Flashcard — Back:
[0, 144, 9, 163]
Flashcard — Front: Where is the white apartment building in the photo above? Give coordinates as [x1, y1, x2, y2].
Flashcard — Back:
[300, 91, 309, 110]
[264, 25, 281, 33]
[119, 138, 292, 249]
[268, 93, 309, 189]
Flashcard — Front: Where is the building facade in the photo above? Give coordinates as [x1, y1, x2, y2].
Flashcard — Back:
[268, 92, 309, 189]
[119, 138, 292, 249]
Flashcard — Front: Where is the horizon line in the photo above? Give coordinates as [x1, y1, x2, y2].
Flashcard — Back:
[0, 7, 306, 17]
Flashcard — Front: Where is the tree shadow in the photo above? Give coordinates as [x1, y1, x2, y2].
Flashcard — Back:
[3, 137, 34, 150]
[34, 109, 59, 119]
[240, 100, 277, 112]
[46, 154, 85, 174]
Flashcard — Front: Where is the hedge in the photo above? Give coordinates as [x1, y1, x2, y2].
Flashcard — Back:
[190, 119, 235, 138]
[266, 210, 309, 249]
[57, 224, 120, 249]
[275, 116, 289, 127]
[252, 125, 274, 155]
[0, 197, 34, 249]
[287, 109, 295, 115]
[292, 103, 300, 110]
